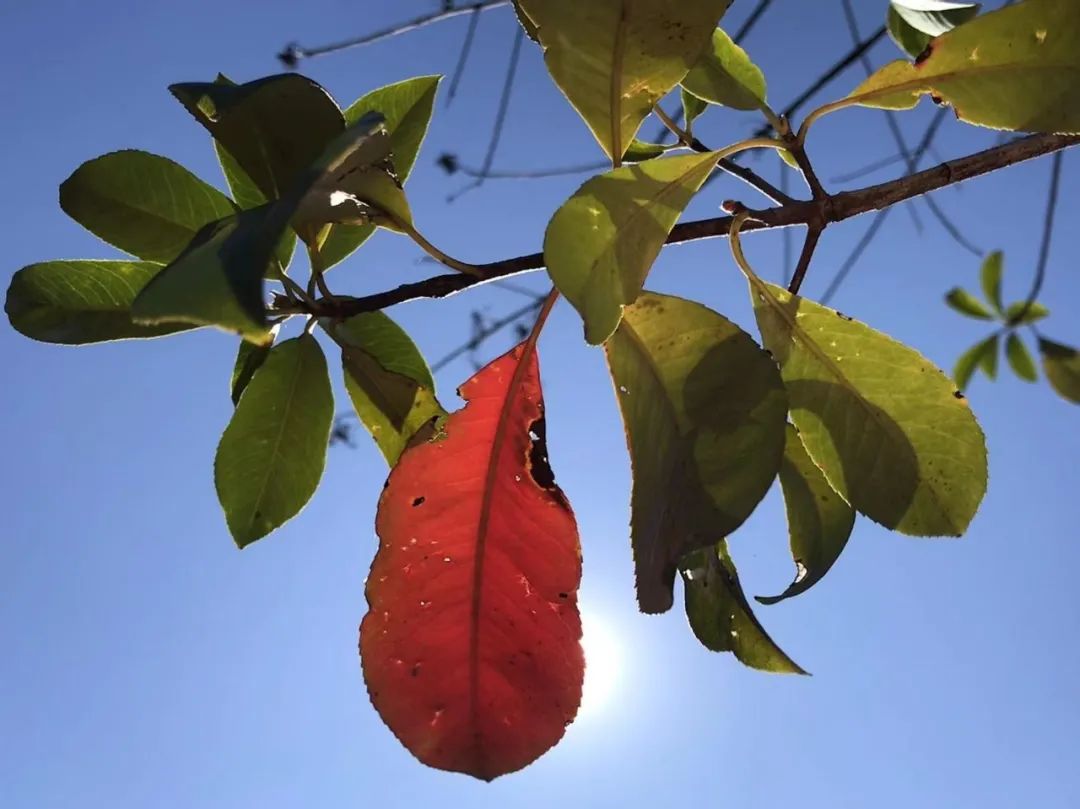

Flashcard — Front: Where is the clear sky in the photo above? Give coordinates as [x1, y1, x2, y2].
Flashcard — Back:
[2, 2, 1078, 807]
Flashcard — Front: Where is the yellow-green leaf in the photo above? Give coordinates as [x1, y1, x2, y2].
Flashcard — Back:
[1005, 300, 1050, 325]
[1006, 333, 1039, 382]
[681, 27, 767, 111]
[848, 0, 1080, 133]
[750, 280, 987, 536]
[980, 251, 1004, 314]
[757, 425, 856, 605]
[953, 334, 998, 390]
[327, 313, 447, 466]
[545, 151, 720, 344]
[945, 287, 994, 320]
[681, 543, 806, 674]
[1039, 338, 1080, 403]
[518, 0, 733, 161]
[6, 260, 194, 345]
[215, 335, 334, 548]
[605, 292, 787, 613]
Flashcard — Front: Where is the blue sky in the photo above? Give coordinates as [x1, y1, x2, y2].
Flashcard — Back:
[2, 2, 1078, 807]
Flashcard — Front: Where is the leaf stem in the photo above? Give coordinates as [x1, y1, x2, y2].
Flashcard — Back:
[394, 217, 486, 277]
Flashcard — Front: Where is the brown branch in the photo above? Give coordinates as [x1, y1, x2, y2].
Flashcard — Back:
[273, 133, 1079, 319]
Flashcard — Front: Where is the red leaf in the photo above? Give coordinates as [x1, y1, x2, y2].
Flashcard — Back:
[360, 342, 583, 781]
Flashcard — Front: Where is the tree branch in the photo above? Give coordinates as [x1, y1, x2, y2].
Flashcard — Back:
[273, 133, 1079, 319]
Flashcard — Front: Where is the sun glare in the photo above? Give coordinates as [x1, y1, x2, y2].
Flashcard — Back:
[578, 611, 623, 719]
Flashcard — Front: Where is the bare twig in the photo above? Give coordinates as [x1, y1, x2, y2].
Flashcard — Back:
[278, 0, 511, 67]
[788, 226, 824, 295]
[446, 5, 484, 106]
[1011, 150, 1064, 325]
[432, 297, 545, 372]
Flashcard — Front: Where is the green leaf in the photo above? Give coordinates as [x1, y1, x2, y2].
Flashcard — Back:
[980, 250, 1004, 314]
[231, 332, 276, 405]
[1006, 333, 1039, 382]
[133, 113, 394, 342]
[681, 543, 806, 674]
[1038, 338, 1080, 403]
[327, 313, 447, 466]
[622, 139, 669, 162]
[849, 0, 1080, 133]
[1005, 300, 1050, 324]
[681, 88, 709, 129]
[757, 425, 856, 605]
[750, 280, 988, 536]
[131, 208, 279, 344]
[5, 260, 193, 344]
[320, 76, 440, 268]
[215, 334, 334, 547]
[888, 2, 981, 59]
[604, 292, 788, 613]
[512, 0, 540, 41]
[953, 335, 998, 390]
[545, 151, 720, 344]
[681, 27, 767, 111]
[517, 0, 733, 161]
[945, 287, 994, 320]
[210, 75, 296, 270]
[170, 74, 345, 201]
[59, 150, 236, 264]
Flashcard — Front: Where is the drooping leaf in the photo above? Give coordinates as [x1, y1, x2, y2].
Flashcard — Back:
[361, 342, 583, 781]
[605, 293, 787, 612]
[681, 88, 709, 129]
[980, 250, 1004, 315]
[680, 543, 805, 674]
[321, 76, 442, 268]
[131, 208, 280, 344]
[1038, 338, 1080, 403]
[133, 113, 392, 341]
[545, 151, 720, 344]
[214, 334, 333, 548]
[59, 150, 236, 264]
[1005, 300, 1050, 324]
[849, 0, 1080, 133]
[5, 260, 193, 344]
[1006, 333, 1039, 382]
[953, 334, 998, 390]
[945, 287, 994, 320]
[231, 330, 276, 405]
[170, 74, 345, 201]
[888, 1, 980, 59]
[750, 280, 988, 536]
[757, 425, 856, 605]
[622, 139, 669, 162]
[326, 312, 446, 466]
[517, 0, 733, 160]
[681, 27, 767, 111]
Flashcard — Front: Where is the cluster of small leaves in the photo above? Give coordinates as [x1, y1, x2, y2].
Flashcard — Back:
[947, 252, 1080, 401]
[5, 0, 1080, 783]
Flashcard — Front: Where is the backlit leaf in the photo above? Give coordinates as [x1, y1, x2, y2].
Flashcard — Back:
[1005, 300, 1050, 324]
[945, 287, 994, 320]
[6, 260, 193, 344]
[681, 27, 767, 111]
[681, 543, 805, 674]
[327, 312, 447, 466]
[59, 150, 236, 264]
[1039, 338, 1080, 403]
[170, 74, 345, 200]
[888, 1, 980, 59]
[980, 251, 1004, 314]
[321, 76, 442, 268]
[231, 331, 276, 405]
[1006, 333, 1038, 382]
[517, 0, 733, 161]
[757, 425, 856, 605]
[953, 334, 998, 390]
[751, 280, 988, 536]
[361, 342, 583, 781]
[545, 151, 720, 344]
[848, 0, 1080, 133]
[681, 88, 709, 129]
[214, 334, 333, 547]
[605, 293, 787, 612]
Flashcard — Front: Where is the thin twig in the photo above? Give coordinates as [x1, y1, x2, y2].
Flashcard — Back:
[278, 0, 511, 67]
[446, 5, 484, 106]
[432, 297, 545, 372]
[788, 226, 823, 295]
[1011, 150, 1064, 325]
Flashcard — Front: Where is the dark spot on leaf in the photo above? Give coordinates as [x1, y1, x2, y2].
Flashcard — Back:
[835, 311, 853, 322]
[410, 663, 422, 677]
[558, 592, 568, 599]
[412, 496, 426, 507]
[953, 390, 965, 399]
